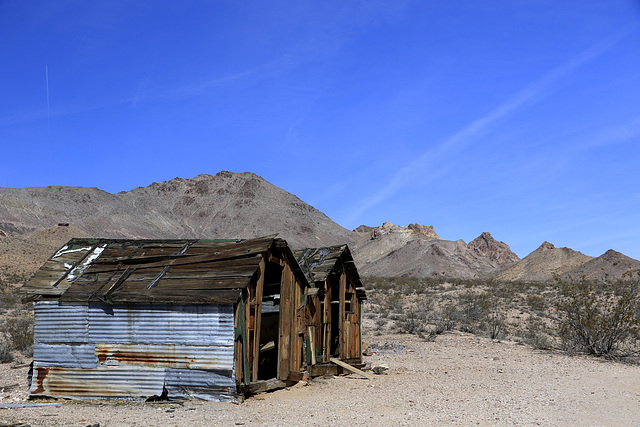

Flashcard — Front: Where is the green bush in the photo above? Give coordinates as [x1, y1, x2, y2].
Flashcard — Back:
[431, 302, 457, 334]
[1, 312, 34, 356]
[555, 275, 640, 357]
[485, 297, 506, 340]
[0, 342, 14, 363]
[522, 316, 553, 350]
[397, 307, 429, 334]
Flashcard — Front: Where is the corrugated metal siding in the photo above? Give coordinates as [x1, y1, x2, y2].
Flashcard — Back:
[165, 369, 237, 402]
[86, 303, 234, 345]
[32, 301, 237, 401]
[33, 344, 97, 368]
[34, 302, 88, 343]
[29, 365, 165, 400]
[95, 343, 234, 370]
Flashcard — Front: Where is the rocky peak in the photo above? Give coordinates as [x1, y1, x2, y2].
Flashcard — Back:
[354, 225, 375, 233]
[601, 249, 623, 260]
[407, 223, 440, 239]
[355, 222, 440, 241]
[537, 241, 556, 251]
[468, 232, 519, 265]
[596, 249, 639, 268]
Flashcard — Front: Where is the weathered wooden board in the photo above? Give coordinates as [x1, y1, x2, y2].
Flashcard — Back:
[329, 357, 372, 379]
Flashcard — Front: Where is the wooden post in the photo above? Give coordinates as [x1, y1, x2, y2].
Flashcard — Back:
[338, 271, 346, 359]
[278, 263, 291, 381]
[308, 326, 316, 365]
[356, 299, 362, 361]
[291, 270, 303, 372]
[251, 256, 265, 381]
[323, 279, 331, 363]
[243, 291, 250, 385]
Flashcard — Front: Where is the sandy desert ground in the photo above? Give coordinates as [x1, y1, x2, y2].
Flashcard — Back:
[1, 330, 639, 427]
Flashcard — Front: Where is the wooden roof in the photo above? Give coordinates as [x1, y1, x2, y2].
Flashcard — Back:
[23, 236, 303, 305]
[293, 245, 366, 300]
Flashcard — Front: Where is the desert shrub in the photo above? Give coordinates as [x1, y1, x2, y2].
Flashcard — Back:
[397, 307, 429, 334]
[1, 312, 34, 356]
[0, 289, 21, 314]
[384, 294, 404, 313]
[454, 291, 487, 333]
[522, 316, 553, 350]
[375, 318, 387, 329]
[448, 289, 509, 339]
[0, 341, 14, 363]
[485, 296, 506, 340]
[555, 275, 640, 357]
[431, 302, 457, 334]
[525, 294, 547, 313]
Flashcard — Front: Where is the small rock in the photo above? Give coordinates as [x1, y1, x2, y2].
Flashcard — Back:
[372, 364, 389, 375]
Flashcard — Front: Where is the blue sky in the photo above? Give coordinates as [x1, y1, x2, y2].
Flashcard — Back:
[1, 1, 640, 260]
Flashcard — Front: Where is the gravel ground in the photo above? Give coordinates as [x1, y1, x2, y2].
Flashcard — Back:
[1, 331, 639, 426]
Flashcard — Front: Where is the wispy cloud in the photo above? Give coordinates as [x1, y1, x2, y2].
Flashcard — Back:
[582, 115, 640, 149]
[343, 28, 633, 225]
[164, 62, 273, 100]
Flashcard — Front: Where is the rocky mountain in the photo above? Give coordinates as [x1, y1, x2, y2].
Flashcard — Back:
[493, 241, 593, 283]
[559, 249, 640, 283]
[0, 172, 353, 249]
[468, 232, 520, 266]
[0, 172, 636, 283]
[352, 224, 519, 278]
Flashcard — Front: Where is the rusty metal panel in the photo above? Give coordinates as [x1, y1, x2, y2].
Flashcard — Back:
[87, 303, 234, 346]
[31, 301, 238, 401]
[165, 369, 237, 402]
[95, 343, 234, 370]
[33, 301, 88, 343]
[29, 365, 165, 400]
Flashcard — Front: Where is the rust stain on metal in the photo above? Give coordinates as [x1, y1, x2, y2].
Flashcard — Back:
[33, 367, 49, 394]
[96, 345, 109, 364]
[94, 345, 219, 369]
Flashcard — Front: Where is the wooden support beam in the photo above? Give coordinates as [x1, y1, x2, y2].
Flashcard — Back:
[251, 256, 265, 381]
[278, 263, 292, 381]
[329, 357, 373, 380]
[308, 326, 316, 365]
[338, 271, 346, 359]
[242, 379, 288, 395]
[287, 370, 305, 382]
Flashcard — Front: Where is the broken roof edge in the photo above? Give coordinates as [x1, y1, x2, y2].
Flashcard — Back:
[293, 244, 365, 300]
[22, 235, 310, 304]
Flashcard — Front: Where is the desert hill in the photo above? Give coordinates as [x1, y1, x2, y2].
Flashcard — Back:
[0, 172, 353, 249]
[493, 241, 593, 282]
[353, 223, 519, 278]
[560, 249, 640, 283]
[0, 171, 637, 283]
[0, 225, 90, 284]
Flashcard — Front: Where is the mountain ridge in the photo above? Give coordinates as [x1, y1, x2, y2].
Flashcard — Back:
[1, 172, 637, 283]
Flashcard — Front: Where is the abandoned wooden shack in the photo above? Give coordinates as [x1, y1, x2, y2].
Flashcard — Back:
[22, 236, 365, 402]
[293, 245, 367, 375]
